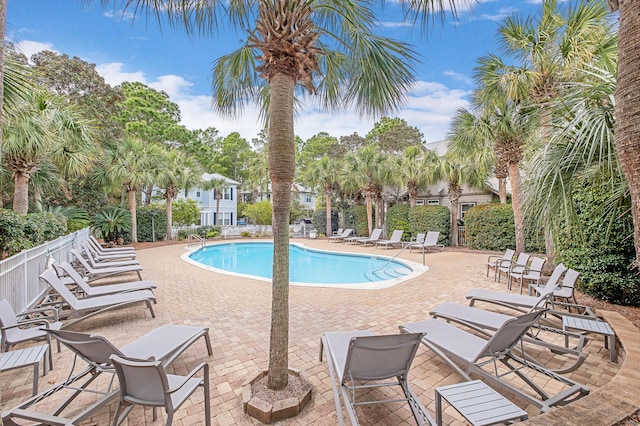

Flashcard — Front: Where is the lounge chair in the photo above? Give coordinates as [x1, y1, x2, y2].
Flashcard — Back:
[89, 235, 136, 253]
[375, 230, 404, 249]
[111, 354, 210, 426]
[507, 256, 545, 294]
[70, 248, 143, 282]
[80, 242, 141, 267]
[81, 241, 137, 261]
[333, 227, 344, 236]
[496, 252, 530, 283]
[402, 232, 425, 249]
[2, 324, 212, 426]
[320, 330, 433, 425]
[328, 228, 353, 243]
[486, 248, 515, 278]
[400, 310, 590, 412]
[344, 228, 382, 245]
[39, 269, 156, 327]
[429, 290, 588, 374]
[408, 231, 444, 253]
[55, 261, 157, 298]
[1, 299, 62, 370]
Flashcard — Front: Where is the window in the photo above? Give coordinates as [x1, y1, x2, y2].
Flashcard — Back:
[217, 212, 231, 226]
[460, 203, 476, 219]
[195, 191, 201, 198]
[415, 200, 425, 206]
[427, 199, 440, 205]
[305, 194, 312, 203]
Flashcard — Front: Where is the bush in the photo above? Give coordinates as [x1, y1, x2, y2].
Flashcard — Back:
[172, 198, 200, 226]
[193, 225, 221, 238]
[385, 205, 411, 241]
[345, 205, 371, 237]
[91, 207, 132, 244]
[312, 209, 338, 235]
[407, 206, 450, 246]
[555, 182, 640, 306]
[136, 206, 167, 242]
[464, 204, 515, 251]
[0, 209, 67, 257]
[244, 201, 273, 225]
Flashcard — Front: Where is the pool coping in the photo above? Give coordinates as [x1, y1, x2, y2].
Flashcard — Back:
[180, 240, 429, 289]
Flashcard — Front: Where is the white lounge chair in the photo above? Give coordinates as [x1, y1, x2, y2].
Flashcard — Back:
[89, 235, 136, 253]
[486, 249, 515, 279]
[375, 230, 404, 249]
[408, 231, 444, 253]
[81, 241, 136, 261]
[80, 242, 140, 268]
[55, 261, 156, 298]
[328, 228, 353, 243]
[70, 249, 143, 282]
[343, 228, 382, 245]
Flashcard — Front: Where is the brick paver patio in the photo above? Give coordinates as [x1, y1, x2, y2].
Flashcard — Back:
[0, 239, 624, 425]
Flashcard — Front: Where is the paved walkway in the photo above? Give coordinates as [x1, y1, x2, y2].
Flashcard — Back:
[0, 239, 628, 425]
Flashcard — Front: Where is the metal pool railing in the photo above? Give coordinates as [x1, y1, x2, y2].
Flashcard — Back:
[0, 228, 90, 313]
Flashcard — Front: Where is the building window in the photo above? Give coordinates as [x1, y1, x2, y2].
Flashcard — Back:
[196, 191, 201, 198]
[427, 199, 439, 205]
[415, 200, 425, 206]
[217, 212, 231, 226]
[305, 194, 312, 203]
[460, 203, 476, 219]
[223, 188, 232, 200]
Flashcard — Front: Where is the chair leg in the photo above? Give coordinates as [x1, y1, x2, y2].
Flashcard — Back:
[203, 364, 211, 426]
[165, 411, 173, 426]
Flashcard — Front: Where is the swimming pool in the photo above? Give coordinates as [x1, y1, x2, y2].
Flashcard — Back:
[183, 242, 428, 289]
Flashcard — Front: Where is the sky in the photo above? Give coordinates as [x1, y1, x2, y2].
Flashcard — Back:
[6, 0, 545, 144]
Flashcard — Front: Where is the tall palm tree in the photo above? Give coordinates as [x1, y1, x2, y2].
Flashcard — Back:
[394, 146, 438, 207]
[202, 176, 230, 226]
[435, 152, 488, 246]
[345, 145, 387, 236]
[157, 149, 203, 240]
[306, 156, 336, 236]
[3, 88, 97, 214]
[101, 137, 163, 243]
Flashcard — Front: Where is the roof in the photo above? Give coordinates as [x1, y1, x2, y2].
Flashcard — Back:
[201, 172, 239, 185]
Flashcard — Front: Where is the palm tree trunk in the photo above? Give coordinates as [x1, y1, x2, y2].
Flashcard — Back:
[267, 73, 295, 391]
[215, 194, 221, 226]
[325, 190, 332, 237]
[450, 183, 461, 246]
[128, 189, 138, 243]
[509, 162, 525, 254]
[13, 172, 29, 214]
[614, 0, 640, 267]
[366, 194, 373, 235]
[499, 178, 507, 204]
[165, 197, 173, 240]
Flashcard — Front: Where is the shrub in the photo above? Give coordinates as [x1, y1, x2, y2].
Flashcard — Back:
[464, 204, 515, 251]
[244, 201, 273, 225]
[345, 205, 371, 237]
[206, 230, 219, 238]
[407, 206, 450, 246]
[136, 206, 167, 242]
[385, 205, 411, 240]
[172, 198, 200, 226]
[555, 182, 640, 306]
[91, 207, 132, 243]
[0, 209, 68, 257]
[240, 231, 251, 237]
[311, 209, 338, 234]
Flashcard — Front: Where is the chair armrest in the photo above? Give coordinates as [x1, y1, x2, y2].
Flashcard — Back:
[166, 363, 209, 394]
[2, 318, 53, 332]
[16, 306, 59, 322]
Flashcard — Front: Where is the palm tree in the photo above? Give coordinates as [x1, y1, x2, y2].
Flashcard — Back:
[306, 156, 336, 236]
[3, 88, 97, 214]
[156, 149, 203, 240]
[101, 137, 163, 243]
[435, 152, 488, 246]
[202, 176, 230, 227]
[394, 145, 438, 207]
[345, 146, 387, 236]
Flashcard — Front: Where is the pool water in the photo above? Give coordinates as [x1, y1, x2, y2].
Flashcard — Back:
[186, 242, 424, 288]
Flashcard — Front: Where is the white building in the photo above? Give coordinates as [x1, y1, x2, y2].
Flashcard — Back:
[242, 183, 317, 214]
[179, 173, 240, 226]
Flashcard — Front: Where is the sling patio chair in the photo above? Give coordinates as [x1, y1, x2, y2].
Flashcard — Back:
[486, 248, 515, 279]
[375, 230, 404, 249]
[81, 241, 137, 262]
[343, 228, 382, 245]
[495, 252, 530, 284]
[530, 268, 580, 306]
[1, 324, 212, 426]
[320, 330, 433, 425]
[402, 232, 425, 249]
[507, 256, 546, 294]
[408, 231, 444, 253]
[1, 299, 62, 370]
[400, 310, 590, 413]
[328, 228, 353, 243]
[428, 290, 588, 374]
[80, 242, 141, 268]
[39, 269, 156, 327]
[54, 261, 157, 298]
[70, 248, 143, 282]
[110, 354, 210, 426]
[89, 235, 136, 254]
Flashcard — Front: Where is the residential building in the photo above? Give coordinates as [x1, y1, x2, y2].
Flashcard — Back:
[179, 173, 240, 226]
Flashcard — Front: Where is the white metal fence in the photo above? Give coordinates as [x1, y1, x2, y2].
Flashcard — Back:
[0, 228, 90, 313]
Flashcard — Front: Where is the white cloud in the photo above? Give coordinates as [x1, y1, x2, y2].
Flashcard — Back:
[95, 62, 147, 86]
[442, 70, 473, 85]
[13, 40, 56, 61]
[148, 75, 193, 99]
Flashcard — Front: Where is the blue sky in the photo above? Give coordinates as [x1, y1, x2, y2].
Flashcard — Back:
[6, 1, 544, 143]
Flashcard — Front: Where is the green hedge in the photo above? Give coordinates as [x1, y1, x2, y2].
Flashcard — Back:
[465, 204, 515, 251]
[0, 209, 67, 257]
[345, 205, 371, 237]
[407, 206, 450, 246]
[385, 205, 411, 241]
[555, 183, 640, 306]
[136, 206, 167, 242]
[311, 209, 338, 236]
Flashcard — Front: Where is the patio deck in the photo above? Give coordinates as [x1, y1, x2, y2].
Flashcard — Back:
[0, 239, 632, 425]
